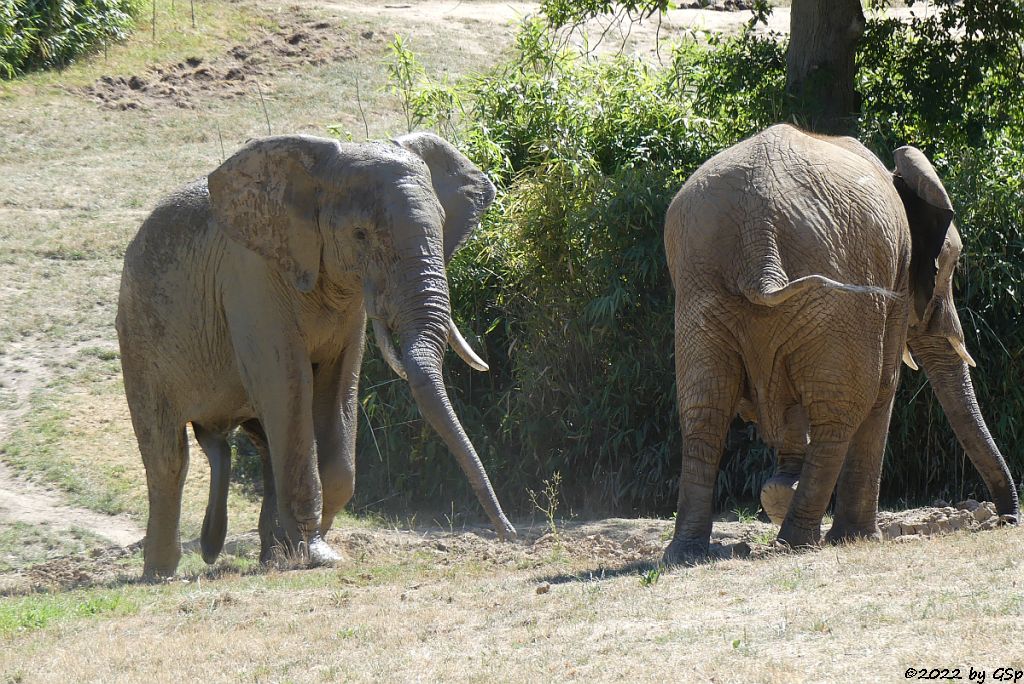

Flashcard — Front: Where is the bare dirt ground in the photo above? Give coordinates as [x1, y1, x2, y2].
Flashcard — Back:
[80, 9, 367, 111]
[0, 339, 141, 548]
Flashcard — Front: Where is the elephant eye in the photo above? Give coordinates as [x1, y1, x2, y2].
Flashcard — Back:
[354, 228, 367, 242]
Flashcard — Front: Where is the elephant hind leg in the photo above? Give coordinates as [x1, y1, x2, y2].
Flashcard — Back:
[663, 343, 743, 566]
[826, 394, 896, 544]
[778, 416, 857, 548]
[194, 423, 231, 565]
[135, 416, 190, 578]
[240, 420, 284, 565]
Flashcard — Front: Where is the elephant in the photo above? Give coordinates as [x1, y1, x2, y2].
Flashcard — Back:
[116, 132, 517, 577]
[661, 123, 1019, 564]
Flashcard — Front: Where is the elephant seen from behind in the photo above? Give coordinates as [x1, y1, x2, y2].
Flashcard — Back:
[662, 124, 1019, 564]
[117, 132, 516, 577]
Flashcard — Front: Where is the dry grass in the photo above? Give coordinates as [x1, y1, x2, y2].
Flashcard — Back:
[0, 522, 1021, 682]
[0, 1, 1021, 681]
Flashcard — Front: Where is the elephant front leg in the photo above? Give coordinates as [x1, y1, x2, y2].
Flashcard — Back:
[760, 405, 809, 525]
[313, 326, 364, 536]
[261, 402, 337, 565]
[760, 447, 803, 526]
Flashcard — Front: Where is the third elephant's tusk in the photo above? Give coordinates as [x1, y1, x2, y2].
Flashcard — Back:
[902, 346, 919, 370]
[448, 319, 489, 372]
[372, 318, 408, 380]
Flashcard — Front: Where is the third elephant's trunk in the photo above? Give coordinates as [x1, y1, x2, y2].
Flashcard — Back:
[909, 335, 1020, 520]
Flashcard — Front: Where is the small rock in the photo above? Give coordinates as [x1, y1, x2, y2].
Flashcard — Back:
[973, 505, 994, 522]
[957, 499, 981, 512]
[127, 75, 147, 90]
[536, 582, 550, 595]
[186, 56, 202, 67]
[361, 30, 374, 39]
[894, 534, 923, 543]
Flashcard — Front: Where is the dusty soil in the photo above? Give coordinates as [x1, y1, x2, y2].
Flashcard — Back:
[81, 10, 372, 110]
[0, 339, 142, 550]
[0, 501, 1011, 596]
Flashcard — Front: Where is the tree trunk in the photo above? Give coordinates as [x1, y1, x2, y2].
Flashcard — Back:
[786, 0, 865, 135]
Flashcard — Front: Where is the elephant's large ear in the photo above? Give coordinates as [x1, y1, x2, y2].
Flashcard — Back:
[893, 146, 956, 323]
[893, 146, 974, 364]
[208, 135, 332, 292]
[394, 133, 497, 263]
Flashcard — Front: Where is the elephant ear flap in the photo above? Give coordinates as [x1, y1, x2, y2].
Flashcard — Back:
[892, 145, 956, 324]
[208, 136, 327, 292]
[394, 132, 497, 263]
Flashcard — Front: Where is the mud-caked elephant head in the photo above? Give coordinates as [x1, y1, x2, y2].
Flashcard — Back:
[894, 146, 1019, 521]
[205, 132, 515, 539]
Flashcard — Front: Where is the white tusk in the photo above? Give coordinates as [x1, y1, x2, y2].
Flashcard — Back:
[372, 318, 407, 380]
[448, 319, 489, 372]
[902, 346, 919, 371]
[947, 336, 977, 368]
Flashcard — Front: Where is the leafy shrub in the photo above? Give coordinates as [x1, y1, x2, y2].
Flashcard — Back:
[1, 0, 139, 78]
[355, 25, 786, 516]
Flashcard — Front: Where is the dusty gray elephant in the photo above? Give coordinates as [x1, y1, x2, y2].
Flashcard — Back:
[662, 124, 1019, 564]
[117, 132, 516, 577]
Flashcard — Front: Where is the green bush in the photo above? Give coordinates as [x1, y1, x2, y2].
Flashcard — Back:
[353, 15, 1023, 518]
[1, 0, 139, 78]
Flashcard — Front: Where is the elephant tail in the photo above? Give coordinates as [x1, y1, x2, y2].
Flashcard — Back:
[736, 220, 896, 307]
[739, 274, 897, 307]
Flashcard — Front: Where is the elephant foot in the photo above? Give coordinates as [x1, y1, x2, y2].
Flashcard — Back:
[661, 537, 710, 567]
[259, 536, 342, 567]
[307, 536, 343, 567]
[777, 518, 822, 549]
[825, 520, 881, 545]
[760, 473, 799, 526]
[142, 542, 182, 579]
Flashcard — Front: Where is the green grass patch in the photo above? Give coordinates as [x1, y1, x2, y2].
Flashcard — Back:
[0, 589, 138, 638]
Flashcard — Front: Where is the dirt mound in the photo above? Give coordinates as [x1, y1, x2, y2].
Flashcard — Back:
[877, 499, 1013, 541]
[81, 14, 367, 110]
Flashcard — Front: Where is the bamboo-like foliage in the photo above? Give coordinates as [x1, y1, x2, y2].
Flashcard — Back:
[352, 14, 1022, 517]
[1, 0, 139, 78]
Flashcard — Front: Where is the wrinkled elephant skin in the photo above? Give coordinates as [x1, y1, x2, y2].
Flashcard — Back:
[117, 133, 516, 577]
[662, 124, 1019, 564]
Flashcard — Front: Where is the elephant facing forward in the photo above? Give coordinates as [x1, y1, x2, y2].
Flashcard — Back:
[117, 133, 516, 577]
[662, 124, 1019, 564]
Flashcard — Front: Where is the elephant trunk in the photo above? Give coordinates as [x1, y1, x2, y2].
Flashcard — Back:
[909, 335, 1020, 521]
[391, 274, 517, 540]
